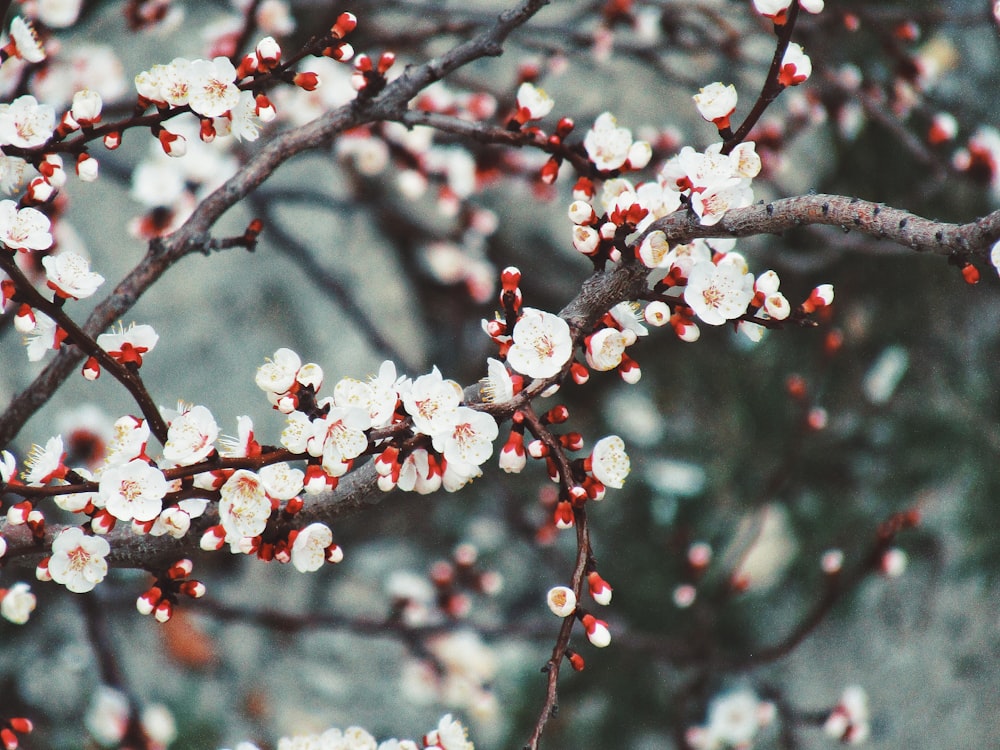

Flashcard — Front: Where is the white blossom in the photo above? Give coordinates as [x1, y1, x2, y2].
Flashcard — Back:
[47, 527, 110, 593]
[506, 307, 573, 379]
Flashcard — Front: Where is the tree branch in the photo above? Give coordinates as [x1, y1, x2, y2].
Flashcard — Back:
[0, 0, 552, 451]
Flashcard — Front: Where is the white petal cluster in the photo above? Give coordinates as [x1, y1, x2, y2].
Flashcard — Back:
[218, 469, 271, 539]
[684, 256, 755, 326]
[133, 56, 267, 149]
[258, 351, 499, 496]
[266, 715, 473, 750]
[46, 527, 110, 593]
[515, 82, 555, 121]
[163, 404, 219, 465]
[583, 112, 651, 172]
[660, 142, 760, 226]
[41, 252, 105, 300]
[590, 435, 630, 489]
[0, 95, 55, 148]
[0, 199, 53, 251]
[290, 522, 333, 572]
[96, 322, 160, 365]
[779, 42, 812, 87]
[506, 307, 573, 379]
[99, 459, 169, 522]
[693, 82, 738, 125]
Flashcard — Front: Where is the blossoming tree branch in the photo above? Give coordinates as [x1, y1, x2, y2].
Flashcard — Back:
[0, 0, 997, 748]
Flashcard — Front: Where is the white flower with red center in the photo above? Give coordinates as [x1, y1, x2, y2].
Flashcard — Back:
[259, 462, 304, 500]
[0, 582, 37, 624]
[584, 112, 641, 172]
[135, 59, 191, 107]
[693, 82, 738, 129]
[586, 328, 627, 371]
[41, 252, 105, 300]
[308, 404, 370, 463]
[23, 310, 65, 361]
[0, 95, 54, 148]
[401, 366, 463, 436]
[218, 470, 272, 539]
[425, 715, 474, 750]
[255, 347, 301, 395]
[333, 372, 398, 429]
[46, 526, 110, 593]
[97, 323, 159, 367]
[187, 57, 241, 117]
[684, 259, 755, 324]
[754, 270, 791, 320]
[22, 435, 67, 485]
[99, 459, 168, 522]
[590, 435, 630, 488]
[431, 406, 498, 469]
[105, 415, 150, 465]
[506, 307, 573, 379]
[690, 177, 754, 226]
[674, 145, 732, 190]
[779, 43, 812, 87]
[290, 522, 333, 572]
[0, 200, 53, 251]
[514, 82, 555, 122]
[162, 404, 219, 465]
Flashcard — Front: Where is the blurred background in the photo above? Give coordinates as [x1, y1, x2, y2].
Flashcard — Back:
[2, 0, 1000, 748]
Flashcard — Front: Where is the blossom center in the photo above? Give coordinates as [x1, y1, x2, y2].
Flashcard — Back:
[533, 335, 555, 358]
[119, 478, 142, 502]
[66, 545, 92, 573]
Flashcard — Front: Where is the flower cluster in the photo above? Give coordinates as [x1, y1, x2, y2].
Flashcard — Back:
[686, 689, 776, 750]
[583, 112, 652, 173]
[229, 714, 475, 750]
[253, 350, 500, 496]
[636, 235, 833, 339]
[660, 141, 762, 226]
